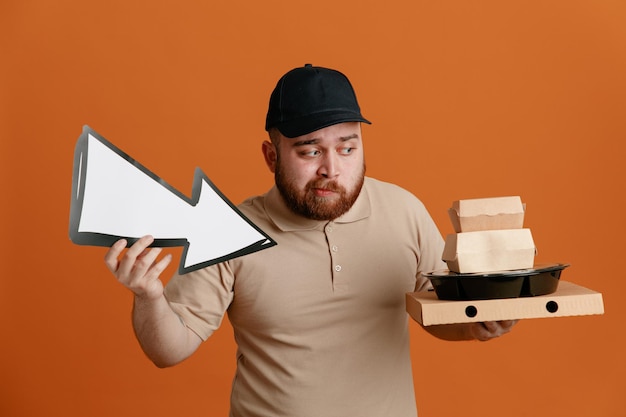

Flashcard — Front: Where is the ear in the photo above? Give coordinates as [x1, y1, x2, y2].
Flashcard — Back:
[262, 140, 277, 173]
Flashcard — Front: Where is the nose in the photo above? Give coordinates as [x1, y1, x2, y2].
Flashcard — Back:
[317, 152, 339, 179]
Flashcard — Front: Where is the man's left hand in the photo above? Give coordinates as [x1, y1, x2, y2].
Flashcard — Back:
[468, 320, 519, 341]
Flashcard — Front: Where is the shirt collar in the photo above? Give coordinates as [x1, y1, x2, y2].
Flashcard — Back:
[264, 177, 372, 232]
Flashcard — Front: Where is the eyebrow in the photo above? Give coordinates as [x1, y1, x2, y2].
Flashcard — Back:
[293, 134, 359, 147]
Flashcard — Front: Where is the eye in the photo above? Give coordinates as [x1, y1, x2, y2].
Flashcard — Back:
[339, 146, 354, 155]
[300, 149, 321, 157]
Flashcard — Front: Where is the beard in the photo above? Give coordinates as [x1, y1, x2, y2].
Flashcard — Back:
[275, 162, 365, 221]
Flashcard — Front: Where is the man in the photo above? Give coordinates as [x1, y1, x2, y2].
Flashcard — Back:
[105, 64, 516, 417]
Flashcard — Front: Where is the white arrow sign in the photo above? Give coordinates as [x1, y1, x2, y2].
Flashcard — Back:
[69, 126, 276, 274]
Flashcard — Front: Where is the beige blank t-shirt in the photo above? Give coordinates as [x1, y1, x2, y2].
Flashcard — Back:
[164, 177, 446, 417]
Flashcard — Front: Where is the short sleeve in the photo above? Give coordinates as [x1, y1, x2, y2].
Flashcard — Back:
[164, 261, 235, 341]
[414, 200, 447, 292]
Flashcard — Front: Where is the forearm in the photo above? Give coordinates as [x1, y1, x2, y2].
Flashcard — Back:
[132, 294, 202, 368]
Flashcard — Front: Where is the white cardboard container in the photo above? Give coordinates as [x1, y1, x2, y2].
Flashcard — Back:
[448, 196, 525, 233]
[406, 281, 604, 326]
[442, 228, 536, 273]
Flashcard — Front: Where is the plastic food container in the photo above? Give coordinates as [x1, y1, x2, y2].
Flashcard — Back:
[423, 263, 569, 301]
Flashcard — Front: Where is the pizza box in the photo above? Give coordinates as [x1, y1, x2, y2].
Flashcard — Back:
[406, 281, 604, 326]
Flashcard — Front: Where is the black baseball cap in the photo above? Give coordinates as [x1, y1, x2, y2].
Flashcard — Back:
[265, 64, 371, 138]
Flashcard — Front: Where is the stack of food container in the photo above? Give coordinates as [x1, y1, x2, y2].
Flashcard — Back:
[442, 196, 535, 273]
[425, 196, 568, 300]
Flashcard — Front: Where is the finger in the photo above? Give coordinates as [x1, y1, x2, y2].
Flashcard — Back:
[104, 239, 128, 272]
[478, 320, 518, 340]
[467, 323, 490, 341]
[128, 246, 164, 285]
[497, 319, 519, 332]
[481, 321, 498, 333]
[474, 322, 505, 341]
[148, 253, 173, 279]
[503, 319, 519, 327]
[130, 252, 172, 300]
[117, 235, 155, 279]
[126, 235, 156, 259]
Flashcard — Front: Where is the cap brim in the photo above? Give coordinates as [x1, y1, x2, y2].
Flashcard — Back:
[275, 111, 371, 138]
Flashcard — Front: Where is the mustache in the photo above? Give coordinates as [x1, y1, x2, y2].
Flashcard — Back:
[306, 180, 344, 193]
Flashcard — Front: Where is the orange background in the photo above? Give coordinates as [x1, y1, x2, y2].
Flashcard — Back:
[1, 1, 625, 416]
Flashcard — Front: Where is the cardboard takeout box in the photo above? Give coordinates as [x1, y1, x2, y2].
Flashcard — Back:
[442, 228, 536, 273]
[448, 196, 525, 233]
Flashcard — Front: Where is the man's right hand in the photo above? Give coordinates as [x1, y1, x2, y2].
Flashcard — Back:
[104, 235, 172, 300]
[104, 235, 201, 367]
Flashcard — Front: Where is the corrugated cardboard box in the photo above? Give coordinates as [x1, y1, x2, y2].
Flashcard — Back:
[442, 228, 536, 273]
[448, 196, 525, 232]
[406, 281, 604, 325]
